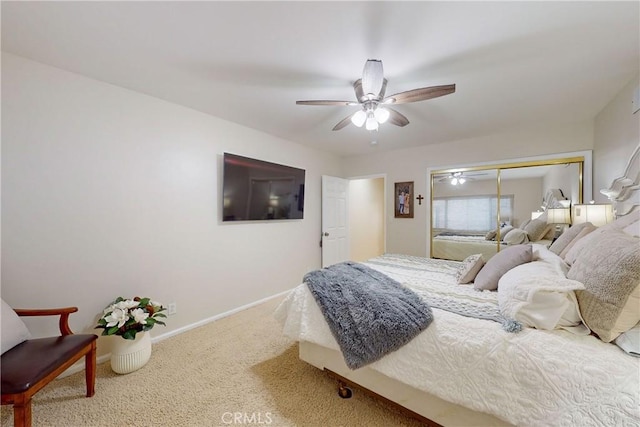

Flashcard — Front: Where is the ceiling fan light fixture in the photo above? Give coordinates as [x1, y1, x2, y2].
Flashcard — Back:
[374, 107, 390, 124]
[362, 59, 384, 98]
[351, 110, 367, 127]
[458, 178, 466, 184]
[365, 112, 379, 131]
[295, 59, 456, 137]
[451, 178, 459, 186]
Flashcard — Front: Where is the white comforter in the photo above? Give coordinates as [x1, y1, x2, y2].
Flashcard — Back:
[275, 254, 640, 427]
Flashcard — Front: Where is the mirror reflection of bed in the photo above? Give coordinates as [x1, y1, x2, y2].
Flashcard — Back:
[431, 159, 583, 261]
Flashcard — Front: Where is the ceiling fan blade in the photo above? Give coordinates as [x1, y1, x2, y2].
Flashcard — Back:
[353, 79, 365, 102]
[384, 84, 456, 105]
[332, 114, 354, 131]
[362, 59, 384, 97]
[387, 108, 410, 127]
[296, 100, 354, 106]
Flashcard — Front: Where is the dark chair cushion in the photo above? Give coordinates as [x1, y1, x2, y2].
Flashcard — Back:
[1, 334, 97, 394]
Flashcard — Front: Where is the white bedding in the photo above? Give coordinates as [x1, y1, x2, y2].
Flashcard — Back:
[432, 234, 499, 261]
[432, 234, 552, 261]
[275, 254, 640, 427]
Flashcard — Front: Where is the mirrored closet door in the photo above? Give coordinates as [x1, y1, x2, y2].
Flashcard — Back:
[430, 157, 584, 261]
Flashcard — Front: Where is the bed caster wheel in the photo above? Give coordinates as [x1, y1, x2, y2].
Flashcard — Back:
[338, 384, 352, 399]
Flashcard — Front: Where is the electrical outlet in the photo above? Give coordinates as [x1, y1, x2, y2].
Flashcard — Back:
[167, 303, 177, 316]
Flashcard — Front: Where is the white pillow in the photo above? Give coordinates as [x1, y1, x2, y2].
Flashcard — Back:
[1, 299, 32, 354]
[498, 252, 589, 334]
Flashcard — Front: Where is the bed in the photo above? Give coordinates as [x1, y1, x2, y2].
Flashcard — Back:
[275, 147, 640, 427]
[431, 189, 566, 261]
[431, 234, 500, 261]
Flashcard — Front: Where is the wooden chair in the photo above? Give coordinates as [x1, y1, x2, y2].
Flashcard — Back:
[1, 307, 97, 427]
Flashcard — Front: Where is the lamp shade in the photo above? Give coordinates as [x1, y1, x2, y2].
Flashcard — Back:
[572, 204, 614, 227]
[362, 60, 384, 96]
[546, 208, 571, 224]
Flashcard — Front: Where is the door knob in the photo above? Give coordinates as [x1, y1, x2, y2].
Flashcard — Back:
[323, 232, 329, 236]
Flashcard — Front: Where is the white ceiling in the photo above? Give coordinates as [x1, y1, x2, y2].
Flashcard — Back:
[2, 2, 638, 157]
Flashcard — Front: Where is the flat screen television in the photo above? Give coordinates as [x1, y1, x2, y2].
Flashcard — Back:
[222, 153, 305, 222]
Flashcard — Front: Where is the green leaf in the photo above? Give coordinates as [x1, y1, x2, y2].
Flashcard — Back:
[138, 297, 151, 306]
[155, 313, 167, 318]
[155, 320, 166, 326]
[107, 326, 119, 335]
[122, 329, 136, 340]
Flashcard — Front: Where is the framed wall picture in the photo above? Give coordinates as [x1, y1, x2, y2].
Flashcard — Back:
[394, 181, 414, 218]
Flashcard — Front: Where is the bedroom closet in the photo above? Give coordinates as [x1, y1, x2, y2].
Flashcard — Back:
[429, 153, 589, 261]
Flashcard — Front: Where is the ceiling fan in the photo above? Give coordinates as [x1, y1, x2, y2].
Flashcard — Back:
[296, 59, 455, 132]
[436, 171, 488, 185]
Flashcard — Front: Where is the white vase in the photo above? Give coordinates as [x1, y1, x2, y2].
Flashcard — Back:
[110, 331, 152, 374]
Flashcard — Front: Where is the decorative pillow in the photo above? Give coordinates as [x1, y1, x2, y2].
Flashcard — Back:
[603, 209, 639, 231]
[549, 222, 594, 255]
[473, 244, 533, 291]
[503, 228, 529, 245]
[523, 219, 552, 242]
[457, 254, 485, 284]
[498, 257, 588, 334]
[563, 226, 607, 265]
[519, 219, 531, 230]
[498, 225, 514, 240]
[622, 219, 640, 237]
[568, 229, 640, 342]
[536, 211, 548, 223]
[1, 299, 32, 355]
[485, 229, 497, 241]
[614, 321, 640, 357]
[542, 226, 556, 240]
[559, 224, 596, 259]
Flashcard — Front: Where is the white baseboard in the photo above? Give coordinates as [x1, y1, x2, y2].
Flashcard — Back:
[59, 290, 290, 378]
[150, 289, 290, 344]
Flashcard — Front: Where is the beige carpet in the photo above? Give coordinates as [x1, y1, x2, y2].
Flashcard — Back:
[1, 297, 425, 427]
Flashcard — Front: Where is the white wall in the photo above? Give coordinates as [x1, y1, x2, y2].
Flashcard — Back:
[593, 75, 640, 201]
[345, 123, 594, 256]
[1, 53, 342, 355]
[542, 163, 581, 204]
[348, 177, 384, 261]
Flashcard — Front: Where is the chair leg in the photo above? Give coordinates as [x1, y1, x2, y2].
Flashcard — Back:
[85, 341, 97, 397]
[13, 394, 32, 427]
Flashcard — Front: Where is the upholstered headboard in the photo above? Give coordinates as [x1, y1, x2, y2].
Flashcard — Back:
[600, 144, 640, 217]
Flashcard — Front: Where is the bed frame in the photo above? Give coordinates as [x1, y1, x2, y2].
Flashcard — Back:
[302, 145, 640, 426]
[299, 341, 509, 426]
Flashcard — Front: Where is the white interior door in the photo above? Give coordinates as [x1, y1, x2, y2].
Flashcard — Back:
[322, 175, 349, 267]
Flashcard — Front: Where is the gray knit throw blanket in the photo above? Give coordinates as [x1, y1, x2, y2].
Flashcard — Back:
[304, 261, 433, 369]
